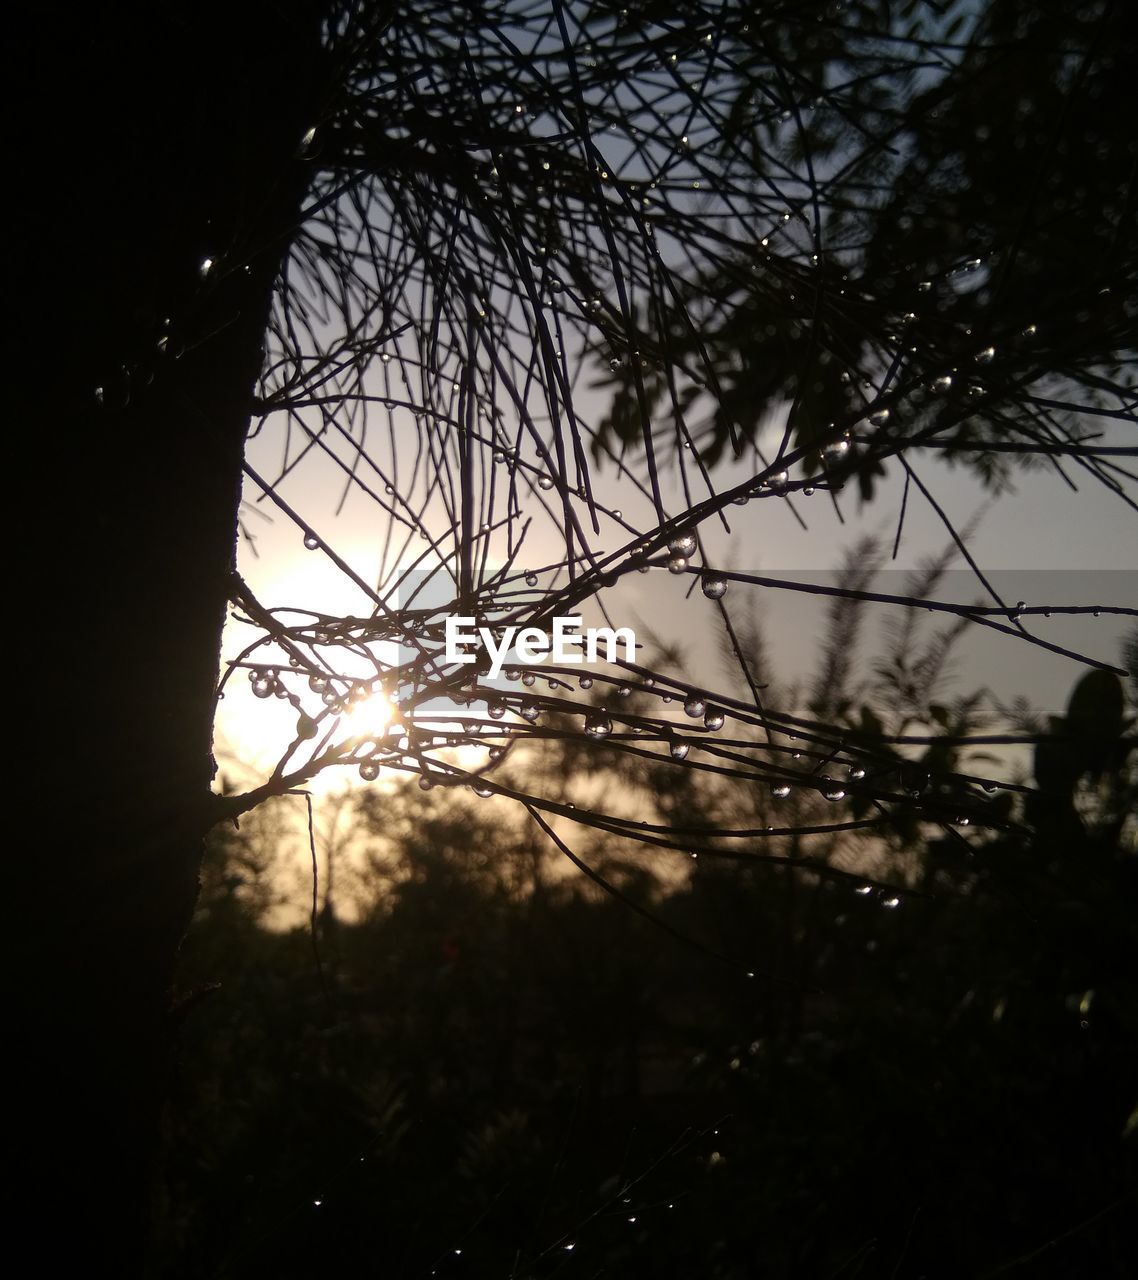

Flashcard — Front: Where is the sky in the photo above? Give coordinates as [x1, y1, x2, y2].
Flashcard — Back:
[215, 390, 1135, 791]
[205, 0, 1136, 929]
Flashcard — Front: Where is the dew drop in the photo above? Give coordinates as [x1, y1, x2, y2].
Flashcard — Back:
[703, 707, 724, 731]
[931, 374, 953, 394]
[869, 408, 891, 427]
[579, 676, 593, 689]
[771, 782, 791, 799]
[537, 474, 554, 490]
[824, 439, 849, 464]
[683, 693, 707, 718]
[668, 532, 697, 557]
[487, 698, 506, 720]
[700, 572, 727, 599]
[251, 674, 274, 699]
[359, 759, 380, 781]
[303, 531, 320, 550]
[618, 684, 631, 697]
[584, 712, 613, 740]
[821, 779, 846, 801]
[668, 554, 688, 574]
[975, 345, 995, 363]
[670, 740, 690, 760]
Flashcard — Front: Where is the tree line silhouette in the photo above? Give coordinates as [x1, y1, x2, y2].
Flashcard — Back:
[160, 614, 1136, 1277]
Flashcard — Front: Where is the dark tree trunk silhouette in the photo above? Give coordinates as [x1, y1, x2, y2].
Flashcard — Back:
[11, 6, 325, 1265]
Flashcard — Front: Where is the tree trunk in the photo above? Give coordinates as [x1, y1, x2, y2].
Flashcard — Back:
[10, 5, 326, 1267]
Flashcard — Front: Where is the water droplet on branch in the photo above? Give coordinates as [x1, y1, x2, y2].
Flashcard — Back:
[584, 712, 613, 740]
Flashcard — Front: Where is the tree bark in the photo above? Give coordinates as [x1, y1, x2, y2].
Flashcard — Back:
[10, 5, 327, 1267]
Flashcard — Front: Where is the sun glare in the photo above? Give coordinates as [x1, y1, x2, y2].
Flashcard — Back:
[337, 690, 396, 745]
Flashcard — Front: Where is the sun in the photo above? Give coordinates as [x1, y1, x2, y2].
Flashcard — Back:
[214, 672, 398, 792]
[336, 690, 397, 747]
[298, 689, 399, 795]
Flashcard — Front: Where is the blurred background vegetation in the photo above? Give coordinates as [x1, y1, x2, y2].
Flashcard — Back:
[159, 597, 1136, 1278]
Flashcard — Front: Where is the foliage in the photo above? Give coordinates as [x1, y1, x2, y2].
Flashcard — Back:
[163, 641, 1137, 1276]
